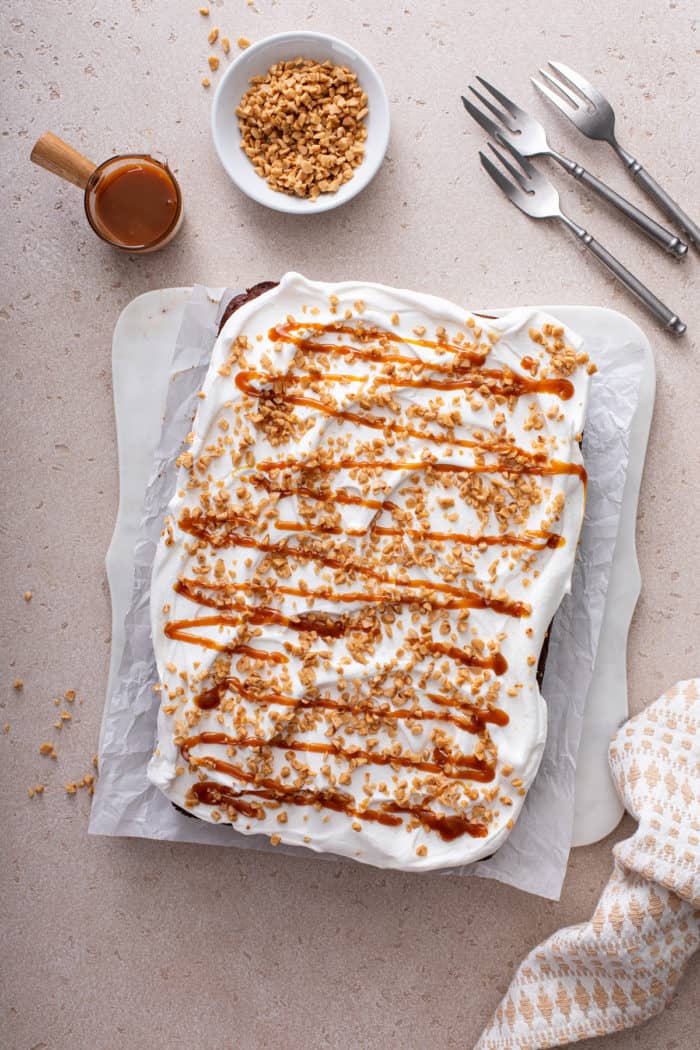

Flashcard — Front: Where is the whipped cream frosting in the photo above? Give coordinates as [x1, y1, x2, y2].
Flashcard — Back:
[148, 272, 593, 871]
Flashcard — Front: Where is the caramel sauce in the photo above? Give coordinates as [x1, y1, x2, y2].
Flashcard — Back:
[93, 159, 178, 248]
[275, 519, 564, 551]
[194, 680, 231, 710]
[189, 779, 488, 840]
[166, 602, 346, 642]
[254, 455, 586, 484]
[425, 692, 509, 728]
[237, 363, 573, 404]
[173, 568, 526, 622]
[236, 369, 548, 455]
[430, 645, 507, 675]
[193, 675, 510, 735]
[182, 732, 495, 782]
[175, 517, 530, 619]
[163, 617, 288, 661]
[168, 594, 511, 671]
[235, 369, 578, 463]
[268, 319, 490, 366]
[254, 475, 402, 514]
[251, 470, 580, 528]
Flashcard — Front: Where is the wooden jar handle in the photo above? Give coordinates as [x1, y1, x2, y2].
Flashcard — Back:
[30, 132, 96, 190]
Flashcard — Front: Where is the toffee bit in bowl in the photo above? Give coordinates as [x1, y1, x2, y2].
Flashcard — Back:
[236, 57, 368, 200]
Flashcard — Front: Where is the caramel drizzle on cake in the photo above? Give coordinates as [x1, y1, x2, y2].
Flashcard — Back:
[161, 309, 590, 844]
[188, 779, 489, 841]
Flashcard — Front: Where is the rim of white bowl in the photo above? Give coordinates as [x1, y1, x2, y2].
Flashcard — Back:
[211, 31, 391, 214]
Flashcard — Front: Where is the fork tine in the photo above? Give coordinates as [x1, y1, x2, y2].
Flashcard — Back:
[531, 75, 578, 119]
[488, 142, 531, 192]
[461, 96, 506, 143]
[468, 85, 517, 132]
[479, 151, 521, 203]
[474, 75, 526, 119]
[548, 61, 605, 107]
[537, 67, 581, 108]
[493, 136, 541, 180]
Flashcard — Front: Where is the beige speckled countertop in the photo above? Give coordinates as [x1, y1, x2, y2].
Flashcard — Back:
[2, 2, 698, 1048]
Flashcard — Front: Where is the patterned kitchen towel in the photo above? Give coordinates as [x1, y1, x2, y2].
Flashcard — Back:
[475, 678, 700, 1050]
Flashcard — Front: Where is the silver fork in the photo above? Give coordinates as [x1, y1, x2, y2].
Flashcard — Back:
[533, 61, 700, 249]
[462, 77, 687, 258]
[480, 141, 686, 336]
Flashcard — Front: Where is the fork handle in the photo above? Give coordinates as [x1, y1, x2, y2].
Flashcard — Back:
[626, 162, 700, 250]
[555, 156, 687, 258]
[560, 215, 686, 336]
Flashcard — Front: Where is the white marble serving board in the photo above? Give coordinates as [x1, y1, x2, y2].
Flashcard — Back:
[105, 288, 655, 849]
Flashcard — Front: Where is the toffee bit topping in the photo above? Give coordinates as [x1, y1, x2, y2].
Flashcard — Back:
[157, 297, 593, 855]
[236, 59, 368, 199]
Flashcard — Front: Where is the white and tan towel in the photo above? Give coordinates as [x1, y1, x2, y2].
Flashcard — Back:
[476, 678, 700, 1050]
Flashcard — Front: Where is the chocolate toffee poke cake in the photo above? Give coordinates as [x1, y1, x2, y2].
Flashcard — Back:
[148, 273, 595, 870]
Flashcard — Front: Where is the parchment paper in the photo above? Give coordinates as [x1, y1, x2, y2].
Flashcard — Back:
[90, 285, 645, 899]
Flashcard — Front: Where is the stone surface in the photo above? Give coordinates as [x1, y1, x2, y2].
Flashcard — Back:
[1, 1, 698, 1048]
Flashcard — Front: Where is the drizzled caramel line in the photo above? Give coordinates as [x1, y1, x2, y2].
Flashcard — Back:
[275, 519, 564, 551]
[188, 778, 488, 841]
[163, 616, 288, 659]
[237, 364, 574, 403]
[169, 598, 348, 639]
[175, 519, 530, 618]
[181, 731, 495, 782]
[193, 675, 510, 736]
[257, 474, 561, 537]
[174, 575, 523, 622]
[166, 593, 508, 672]
[254, 476, 400, 513]
[238, 366, 548, 455]
[268, 318, 491, 364]
[252, 456, 586, 483]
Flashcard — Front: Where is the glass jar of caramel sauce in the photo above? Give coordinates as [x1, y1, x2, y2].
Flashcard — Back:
[31, 133, 183, 253]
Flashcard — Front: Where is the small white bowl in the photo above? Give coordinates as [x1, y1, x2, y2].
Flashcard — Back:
[211, 31, 390, 214]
